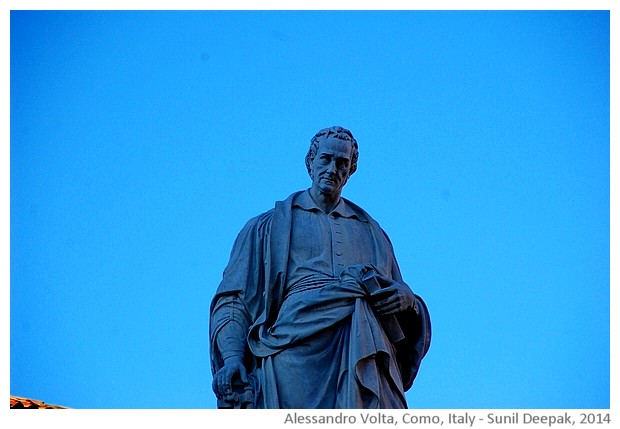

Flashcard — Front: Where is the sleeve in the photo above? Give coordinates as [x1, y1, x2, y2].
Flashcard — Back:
[211, 294, 251, 363]
[372, 218, 432, 391]
[396, 294, 432, 391]
[209, 211, 272, 375]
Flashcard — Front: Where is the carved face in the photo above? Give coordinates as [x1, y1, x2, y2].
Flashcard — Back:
[309, 137, 353, 199]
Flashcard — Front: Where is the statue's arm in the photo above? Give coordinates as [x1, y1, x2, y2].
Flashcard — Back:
[211, 293, 251, 397]
[212, 295, 249, 359]
[210, 210, 273, 403]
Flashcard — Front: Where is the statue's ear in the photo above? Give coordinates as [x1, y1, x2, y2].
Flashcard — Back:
[306, 158, 315, 179]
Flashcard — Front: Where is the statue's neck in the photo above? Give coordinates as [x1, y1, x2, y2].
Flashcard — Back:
[309, 187, 341, 214]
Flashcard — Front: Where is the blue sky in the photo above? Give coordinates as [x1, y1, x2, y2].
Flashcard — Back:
[7, 7, 611, 413]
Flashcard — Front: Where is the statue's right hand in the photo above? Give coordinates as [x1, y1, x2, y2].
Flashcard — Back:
[212, 356, 248, 398]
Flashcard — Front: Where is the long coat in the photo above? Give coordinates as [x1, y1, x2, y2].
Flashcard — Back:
[210, 191, 431, 408]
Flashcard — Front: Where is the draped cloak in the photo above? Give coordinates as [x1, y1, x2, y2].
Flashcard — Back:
[210, 191, 431, 408]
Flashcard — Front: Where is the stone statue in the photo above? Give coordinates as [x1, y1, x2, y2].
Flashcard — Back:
[209, 126, 431, 409]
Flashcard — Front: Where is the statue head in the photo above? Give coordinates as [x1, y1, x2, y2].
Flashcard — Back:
[305, 126, 359, 180]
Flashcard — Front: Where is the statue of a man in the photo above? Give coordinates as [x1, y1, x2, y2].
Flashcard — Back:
[210, 126, 431, 408]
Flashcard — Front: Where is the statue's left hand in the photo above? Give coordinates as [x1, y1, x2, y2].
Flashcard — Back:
[369, 276, 415, 315]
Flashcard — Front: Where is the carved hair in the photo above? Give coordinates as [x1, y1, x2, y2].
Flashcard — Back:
[305, 126, 359, 178]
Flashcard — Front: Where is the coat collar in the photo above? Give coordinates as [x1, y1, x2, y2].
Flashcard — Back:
[292, 189, 366, 221]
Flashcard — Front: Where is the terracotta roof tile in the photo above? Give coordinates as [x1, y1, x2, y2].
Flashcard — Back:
[10, 395, 68, 409]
